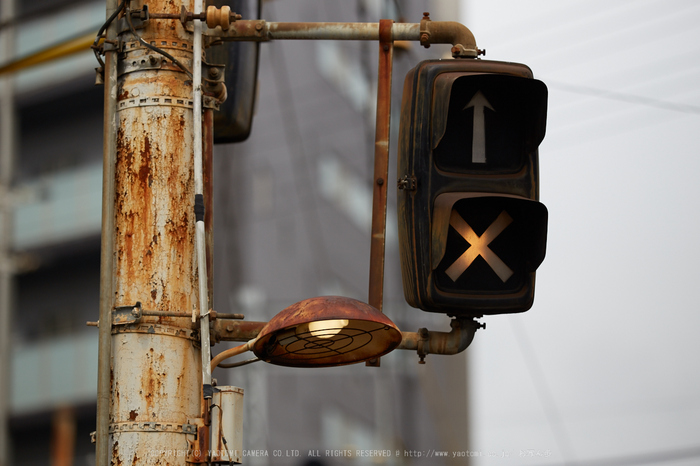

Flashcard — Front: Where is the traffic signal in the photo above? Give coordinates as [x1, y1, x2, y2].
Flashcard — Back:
[397, 59, 548, 316]
[208, 0, 259, 144]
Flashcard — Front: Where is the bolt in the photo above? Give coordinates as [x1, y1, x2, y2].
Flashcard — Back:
[226, 324, 234, 332]
[420, 32, 431, 48]
[377, 178, 384, 186]
[255, 22, 263, 31]
[149, 55, 158, 65]
[208, 67, 220, 78]
[423, 12, 430, 18]
[478, 48, 487, 56]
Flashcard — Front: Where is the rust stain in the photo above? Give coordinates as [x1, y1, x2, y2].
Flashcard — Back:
[115, 102, 196, 312]
[110, 2, 203, 461]
[138, 136, 152, 191]
[111, 441, 121, 466]
[113, 381, 120, 419]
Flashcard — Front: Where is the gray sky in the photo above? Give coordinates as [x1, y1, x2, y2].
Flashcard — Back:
[461, 0, 700, 464]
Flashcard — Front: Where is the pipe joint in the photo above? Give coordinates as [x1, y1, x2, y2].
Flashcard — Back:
[398, 318, 484, 363]
[420, 12, 479, 58]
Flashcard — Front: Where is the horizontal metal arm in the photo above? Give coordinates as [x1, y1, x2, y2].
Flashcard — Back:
[205, 19, 478, 57]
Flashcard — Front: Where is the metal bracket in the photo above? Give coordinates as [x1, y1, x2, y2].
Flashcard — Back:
[417, 327, 429, 364]
[112, 322, 200, 343]
[118, 41, 194, 77]
[118, 6, 149, 35]
[186, 418, 209, 463]
[397, 175, 417, 191]
[112, 302, 142, 326]
[419, 12, 432, 49]
[119, 53, 193, 76]
[109, 422, 198, 435]
[202, 61, 226, 105]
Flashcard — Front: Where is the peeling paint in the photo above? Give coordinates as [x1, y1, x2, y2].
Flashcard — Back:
[110, 0, 203, 464]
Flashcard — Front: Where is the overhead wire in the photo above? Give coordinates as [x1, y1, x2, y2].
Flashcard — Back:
[510, 317, 579, 466]
[529, 445, 700, 466]
[547, 79, 700, 116]
[475, 0, 700, 119]
[265, 1, 359, 298]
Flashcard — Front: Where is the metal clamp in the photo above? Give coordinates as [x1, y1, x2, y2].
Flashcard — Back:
[397, 175, 417, 191]
[109, 422, 198, 435]
[417, 327, 429, 364]
[419, 12, 432, 49]
[112, 302, 142, 326]
[118, 6, 149, 35]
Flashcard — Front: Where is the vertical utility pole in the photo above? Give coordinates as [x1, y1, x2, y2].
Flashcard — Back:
[103, 0, 208, 463]
[0, 1, 16, 465]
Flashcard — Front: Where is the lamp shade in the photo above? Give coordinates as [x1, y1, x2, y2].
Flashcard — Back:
[252, 296, 402, 368]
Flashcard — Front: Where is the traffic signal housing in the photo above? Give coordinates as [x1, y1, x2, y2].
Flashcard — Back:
[397, 59, 548, 317]
[208, 0, 259, 144]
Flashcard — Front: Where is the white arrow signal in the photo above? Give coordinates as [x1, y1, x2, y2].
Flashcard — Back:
[464, 91, 494, 164]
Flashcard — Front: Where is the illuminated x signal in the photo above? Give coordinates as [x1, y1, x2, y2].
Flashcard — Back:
[445, 210, 514, 283]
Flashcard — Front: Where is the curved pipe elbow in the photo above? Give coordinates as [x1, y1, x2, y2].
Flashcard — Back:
[424, 21, 479, 58]
[398, 319, 483, 362]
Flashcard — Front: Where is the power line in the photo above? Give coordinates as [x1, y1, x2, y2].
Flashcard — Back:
[531, 445, 700, 466]
[510, 317, 579, 466]
[547, 80, 700, 115]
[266, 8, 341, 298]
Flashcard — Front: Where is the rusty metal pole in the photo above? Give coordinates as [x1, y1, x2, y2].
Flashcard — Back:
[108, 0, 205, 463]
[366, 20, 394, 367]
[96, 0, 119, 465]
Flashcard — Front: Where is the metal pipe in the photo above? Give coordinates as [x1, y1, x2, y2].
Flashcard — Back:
[0, 32, 96, 76]
[207, 19, 478, 57]
[137, 310, 244, 319]
[203, 108, 214, 310]
[398, 319, 483, 362]
[366, 19, 394, 367]
[422, 19, 478, 57]
[264, 21, 421, 43]
[96, 0, 119, 464]
[210, 339, 256, 372]
[193, 0, 213, 400]
[0, 1, 15, 462]
[212, 320, 266, 342]
[267, 22, 383, 41]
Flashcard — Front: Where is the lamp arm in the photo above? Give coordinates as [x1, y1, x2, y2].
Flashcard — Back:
[210, 339, 257, 372]
[397, 318, 484, 363]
